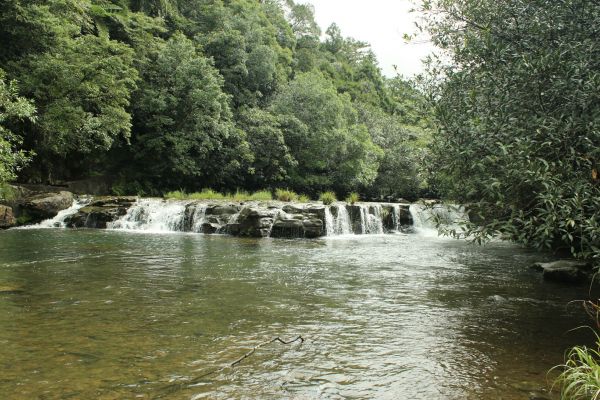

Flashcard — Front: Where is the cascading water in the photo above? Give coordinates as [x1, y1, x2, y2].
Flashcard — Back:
[392, 204, 401, 231]
[325, 205, 352, 236]
[34, 197, 91, 228]
[190, 204, 207, 233]
[409, 203, 468, 234]
[358, 204, 384, 234]
[108, 199, 187, 232]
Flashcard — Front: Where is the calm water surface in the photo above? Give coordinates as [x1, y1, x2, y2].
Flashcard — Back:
[0, 229, 596, 399]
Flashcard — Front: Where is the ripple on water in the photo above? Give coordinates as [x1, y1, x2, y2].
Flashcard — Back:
[0, 228, 594, 399]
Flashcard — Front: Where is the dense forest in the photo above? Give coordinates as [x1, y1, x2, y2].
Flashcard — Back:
[0, 0, 431, 199]
[421, 0, 600, 263]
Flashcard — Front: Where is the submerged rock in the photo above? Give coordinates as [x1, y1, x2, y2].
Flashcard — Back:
[532, 260, 593, 284]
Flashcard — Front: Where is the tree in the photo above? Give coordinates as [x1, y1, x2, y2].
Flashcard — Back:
[421, 0, 600, 260]
[271, 71, 381, 194]
[0, 70, 35, 184]
[129, 32, 249, 190]
[236, 107, 296, 189]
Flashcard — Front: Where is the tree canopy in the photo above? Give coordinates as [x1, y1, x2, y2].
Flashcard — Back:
[0, 0, 430, 199]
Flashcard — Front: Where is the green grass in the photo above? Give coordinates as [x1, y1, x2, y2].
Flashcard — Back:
[554, 340, 600, 399]
[298, 194, 311, 202]
[275, 188, 298, 202]
[554, 300, 600, 399]
[319, 191, 337, 205]
[345, 192, 359, 205]
[164, 189, 273, 201]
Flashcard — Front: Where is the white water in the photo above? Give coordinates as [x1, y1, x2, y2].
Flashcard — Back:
[392, 204, 401, 231]
[360, 204, 384, 234]
[190, 204, 207, 233]
[325, 205, 352, 236]
[408, 203, 469, 235]
[108, 199, 187, 232]
[31, 197, 90, 228]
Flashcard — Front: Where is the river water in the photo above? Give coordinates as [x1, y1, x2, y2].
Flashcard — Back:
[0, 228, 596, 399]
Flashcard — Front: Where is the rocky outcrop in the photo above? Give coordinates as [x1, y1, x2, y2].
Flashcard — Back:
[532, 260, 593, 284]
[0, 205, 16, 229]
[65, 197, 137, 228]
[19, 191, 73, 223]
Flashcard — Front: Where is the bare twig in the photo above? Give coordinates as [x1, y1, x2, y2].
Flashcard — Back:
[157, 335, 304, 397]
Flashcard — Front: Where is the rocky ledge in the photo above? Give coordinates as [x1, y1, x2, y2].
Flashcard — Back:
[532, 260, 593, 284]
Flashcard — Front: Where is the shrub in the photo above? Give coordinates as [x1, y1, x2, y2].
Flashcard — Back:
[164, 190, 187, 200]
[554, 301, 600, 399]
[319, 191, 337, 205]
[298, 194, 310, 203]
[248, 190, 273, 201]
[345, 192, 359, 205]
[275, 188, 298, 202]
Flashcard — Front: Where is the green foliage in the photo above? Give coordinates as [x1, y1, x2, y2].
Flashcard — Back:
[164, 188, 273, 202]
[130, 32, 248, 189]
[297, 194, 310, 202]
[319, 191, 337, 205]
[0, 0, 429, 201]
[555, 340, 600, 399]
[0, 70, 35, 184]
[421, 0, 600, 261]
[272, 71, 382, 193]
[345, 192, 359, 205]
[236, 107, 296, 188]
[275, 188, 298, 202]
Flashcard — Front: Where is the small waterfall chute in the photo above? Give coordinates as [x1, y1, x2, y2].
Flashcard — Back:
[32, 197, 91, 228]
[108, 199, 187, 232]
[190, 204, 207, 233]
[325, 204, 352, 236]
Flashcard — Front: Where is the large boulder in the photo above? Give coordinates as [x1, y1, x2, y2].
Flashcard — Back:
[235, 206, 277, 237]
[532, 260, 593, 284]
[19, 191, 73, 222]
[65, 196, 136, 228]
[0, 205, 16, 229]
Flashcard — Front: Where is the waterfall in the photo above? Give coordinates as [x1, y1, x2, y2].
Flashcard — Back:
[35, 197, 91, 228]
[409, 203, 468, 234]
[190, 204, 207, 233]
[325, 205, 352, 236]
[108, 199, 187, 232]
[392, 204, 401, 231]
[358, 204, 383, 234]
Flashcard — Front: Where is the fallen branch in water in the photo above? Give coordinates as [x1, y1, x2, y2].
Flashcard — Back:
[158, 335, 304, 395]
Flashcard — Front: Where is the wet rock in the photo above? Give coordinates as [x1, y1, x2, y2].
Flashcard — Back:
[0, 205, 16, 229]
[201, 222, 221, 234]
[65, 196, 137, 228]
[533, 260, 592, 284]
[205, 204, 241, 215]
[303, 217, 323, 238]
[236, 207, 277, 237]
[270, 213, 305, 238]
[282, 204, 305, 214]
[19, 191, 73, 222]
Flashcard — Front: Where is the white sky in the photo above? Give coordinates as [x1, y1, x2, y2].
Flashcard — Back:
[296, 0, 434, 77]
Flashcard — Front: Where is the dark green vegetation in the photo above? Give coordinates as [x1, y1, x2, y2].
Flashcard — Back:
[420, 0, 600, 263]
[0, 0, 431, 200]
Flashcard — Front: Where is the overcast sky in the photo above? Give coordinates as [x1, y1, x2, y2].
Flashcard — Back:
[296, 0, 434, 77]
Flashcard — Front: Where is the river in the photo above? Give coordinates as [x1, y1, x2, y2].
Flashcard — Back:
[0, 228, 596, 399]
